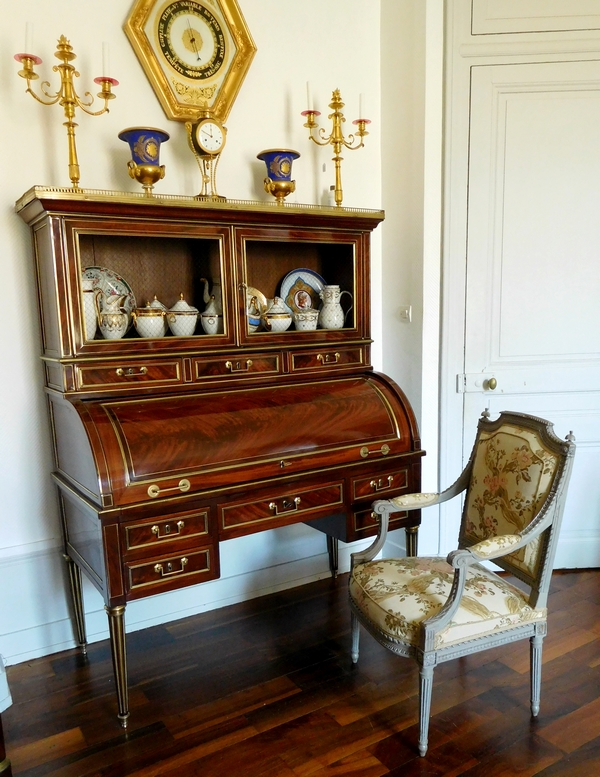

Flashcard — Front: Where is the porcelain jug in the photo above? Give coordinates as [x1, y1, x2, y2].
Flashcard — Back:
[200, 277, 222, 315]
[95, 292, 129, 340]
[317, 285, 353, 330]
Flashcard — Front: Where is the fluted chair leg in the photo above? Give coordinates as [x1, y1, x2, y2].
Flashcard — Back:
[418, 663, 435, 756]
[351, 611, 360, 663]
[530, 633, 544, 716]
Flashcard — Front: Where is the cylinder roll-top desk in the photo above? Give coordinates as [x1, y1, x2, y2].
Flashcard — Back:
[17, 187, 423, 725]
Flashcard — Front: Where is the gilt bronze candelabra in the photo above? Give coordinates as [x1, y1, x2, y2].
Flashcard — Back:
[15, 36, 118, 189]
[302, 88, 370, 207]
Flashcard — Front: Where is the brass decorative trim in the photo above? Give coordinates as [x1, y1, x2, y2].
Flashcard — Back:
[16, 186, 385, 220]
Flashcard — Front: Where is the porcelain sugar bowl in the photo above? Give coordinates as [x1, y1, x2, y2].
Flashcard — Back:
[167, 293, 198, 337]
[263, 297, 292, 332]
[132, 295, 168, 338]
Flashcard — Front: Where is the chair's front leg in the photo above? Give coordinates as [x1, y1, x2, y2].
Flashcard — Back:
[418, 662, 435, 756]
[530, 629, 545, 716]
[350, 610, 360, 663]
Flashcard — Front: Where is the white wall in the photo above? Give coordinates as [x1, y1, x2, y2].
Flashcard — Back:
[380, 0, 444, 557]
[0, 0, 392, 664]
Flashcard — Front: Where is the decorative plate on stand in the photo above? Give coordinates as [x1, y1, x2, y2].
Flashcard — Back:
[280, 268, 325, 313]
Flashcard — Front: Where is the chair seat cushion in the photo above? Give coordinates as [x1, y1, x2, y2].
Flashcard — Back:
[350, 556, 546, 650]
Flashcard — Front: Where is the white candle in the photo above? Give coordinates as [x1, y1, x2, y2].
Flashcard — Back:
[359, 93, 365, 119]
[306, 81, 313, 111]
[102, 42, 110, 76]
[25, 22, 33, 54]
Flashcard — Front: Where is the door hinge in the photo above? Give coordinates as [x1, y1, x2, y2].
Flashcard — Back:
[456, 373, 467, 393]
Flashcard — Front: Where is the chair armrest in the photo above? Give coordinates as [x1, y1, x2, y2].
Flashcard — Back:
[373, 466, 472, 517]
[462, 534, 522, 560]
[383, 492, 441, 511]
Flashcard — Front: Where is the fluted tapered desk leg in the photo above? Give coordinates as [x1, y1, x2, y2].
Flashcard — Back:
[105, 605, 129, 728]
[326, 535, 338, 578]
[64, 555, 87, 654]
[0, 715, 12, 776]
[405, 525, 419, 557]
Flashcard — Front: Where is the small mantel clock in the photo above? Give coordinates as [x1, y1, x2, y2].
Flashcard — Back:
[186, 114, 227, 199]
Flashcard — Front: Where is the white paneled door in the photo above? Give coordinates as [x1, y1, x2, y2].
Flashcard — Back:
[461, 60, 600, 567]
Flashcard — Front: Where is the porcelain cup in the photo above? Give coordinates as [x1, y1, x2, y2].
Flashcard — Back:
[293, 308, 319, 331]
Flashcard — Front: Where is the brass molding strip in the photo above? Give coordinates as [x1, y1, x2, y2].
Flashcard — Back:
[16, 186, 385, 220]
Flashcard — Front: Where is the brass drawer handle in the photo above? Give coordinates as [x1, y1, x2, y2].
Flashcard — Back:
[370, 475, 394, 492]
[360, 444, 391, 459]
[147, 479, 191, 498]
[116, 366, 148, 377]
[225, 359, 253, 372]
[269, 496, 301, 515]
[151, 520, 185, 538]
[154, 557, 188, 577]
[317, 352, 341, 365]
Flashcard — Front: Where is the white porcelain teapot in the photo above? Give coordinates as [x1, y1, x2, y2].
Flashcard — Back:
[200, 277, 222, 315]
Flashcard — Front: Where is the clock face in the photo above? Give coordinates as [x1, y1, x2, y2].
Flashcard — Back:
[157, 1, 226, 80]
[124, 0, 257, 122]
[195, 120, 225, 154]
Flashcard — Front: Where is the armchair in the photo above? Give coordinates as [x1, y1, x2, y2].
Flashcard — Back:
[349, 410, 576, 756]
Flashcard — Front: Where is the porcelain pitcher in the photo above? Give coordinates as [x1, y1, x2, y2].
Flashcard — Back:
[318, 285, 353, 330]
[95, 292, 129, 340]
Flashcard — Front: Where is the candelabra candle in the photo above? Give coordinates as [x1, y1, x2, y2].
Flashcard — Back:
[302, 88, 369, 207]
[14, 35, 118, 189]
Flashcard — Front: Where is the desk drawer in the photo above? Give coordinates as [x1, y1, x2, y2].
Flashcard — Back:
[75, 360, 182, 390]
[290, 346, 366, 373]
[220, 482, 344, 535]
[352, 468, 408, 501]
[123, 509, 210, 553]
[125, 546, 218, 598]
[193, 353, 280, 381]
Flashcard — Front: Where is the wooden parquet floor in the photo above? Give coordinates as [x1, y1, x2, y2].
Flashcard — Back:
[3, 568, 600, 776]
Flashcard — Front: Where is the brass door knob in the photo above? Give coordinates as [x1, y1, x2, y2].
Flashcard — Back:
[486, 377, 497, 391]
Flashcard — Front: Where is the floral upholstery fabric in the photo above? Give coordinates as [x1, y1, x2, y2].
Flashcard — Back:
[463, 425, 558, 577]
[350, 556, 545, 650]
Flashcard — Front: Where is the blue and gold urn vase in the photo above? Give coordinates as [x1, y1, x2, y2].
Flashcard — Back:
[257, 148, 300, 204]
[118, 127, 170, 196]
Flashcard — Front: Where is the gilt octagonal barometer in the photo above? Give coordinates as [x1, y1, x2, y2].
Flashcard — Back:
[124, 0, 256, 122]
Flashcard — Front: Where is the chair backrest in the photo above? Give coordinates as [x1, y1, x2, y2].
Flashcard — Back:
[459, 411, 575, 606]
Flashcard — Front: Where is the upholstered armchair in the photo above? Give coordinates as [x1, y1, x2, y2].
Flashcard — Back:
[349, 410, 576, 757]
